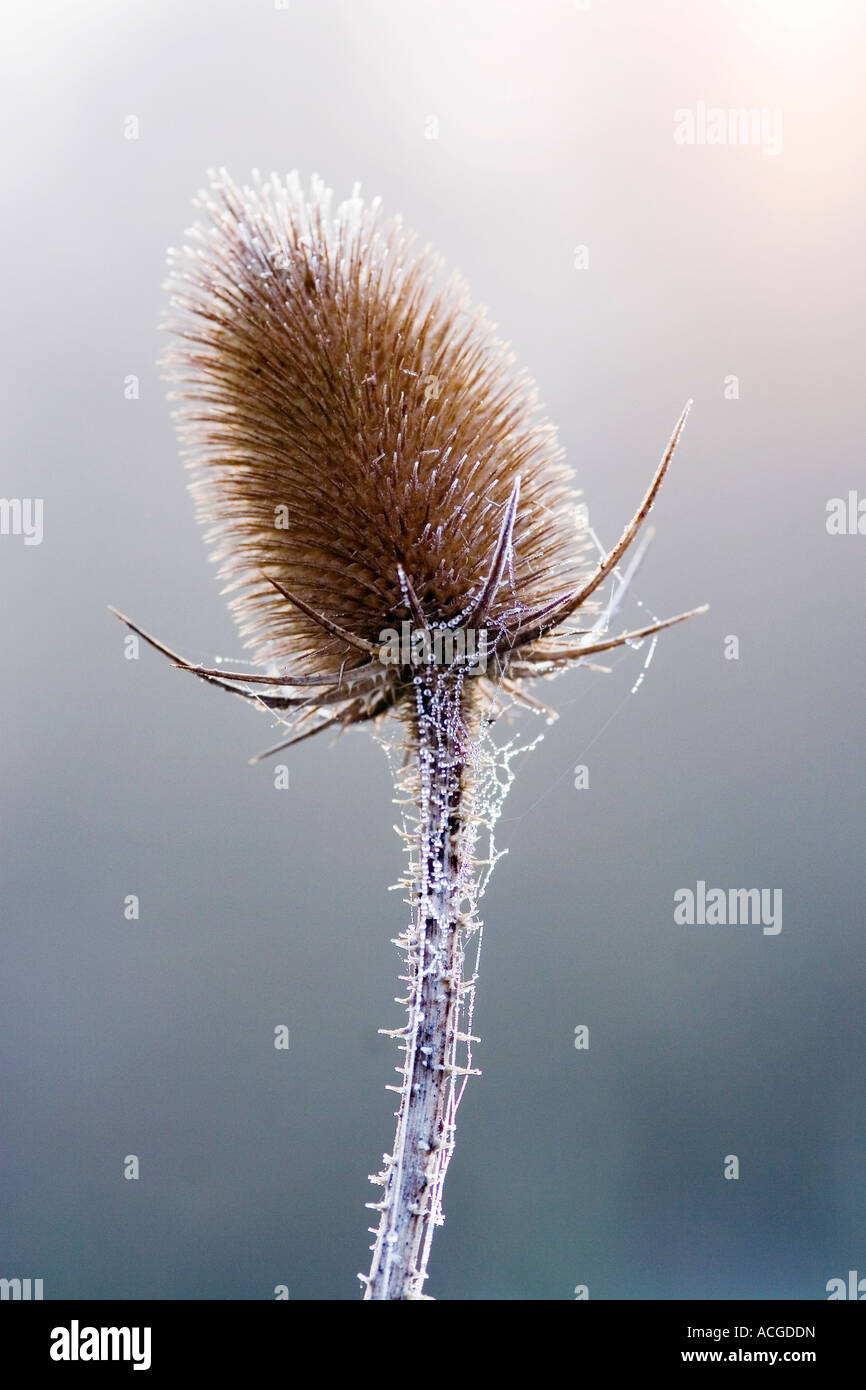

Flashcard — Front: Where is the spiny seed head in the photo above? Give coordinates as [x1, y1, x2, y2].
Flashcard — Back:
[163, 171, 594, 725]
[159, 169, 698, 749]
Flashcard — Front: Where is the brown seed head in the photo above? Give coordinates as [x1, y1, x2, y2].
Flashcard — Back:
[155, 170, 701, 750]
[163, 171, 596, 722]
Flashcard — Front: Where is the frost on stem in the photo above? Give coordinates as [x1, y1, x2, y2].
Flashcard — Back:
[362, 673, 532, 1301]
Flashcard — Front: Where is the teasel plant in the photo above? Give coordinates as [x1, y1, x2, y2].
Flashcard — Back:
[111, 169, 706, 1300]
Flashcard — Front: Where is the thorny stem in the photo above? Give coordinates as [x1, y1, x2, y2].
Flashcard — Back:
[362, 672, 478, 1300]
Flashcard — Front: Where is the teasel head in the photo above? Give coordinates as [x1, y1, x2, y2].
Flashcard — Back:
[111, 169, 705, 1300]
[112, 169, 703, 759]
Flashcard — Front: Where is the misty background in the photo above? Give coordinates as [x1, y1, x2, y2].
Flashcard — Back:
[1, 0, 864, 1299]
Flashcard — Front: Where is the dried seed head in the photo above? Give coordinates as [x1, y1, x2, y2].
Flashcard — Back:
[163, 169, 595, 728]
[156, 169, 702, 749]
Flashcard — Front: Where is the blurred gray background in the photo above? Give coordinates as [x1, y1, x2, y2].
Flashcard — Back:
[2, 0, 864, 1300]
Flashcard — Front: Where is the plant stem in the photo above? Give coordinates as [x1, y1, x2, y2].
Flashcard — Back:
[363, 672, 478, 1300]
